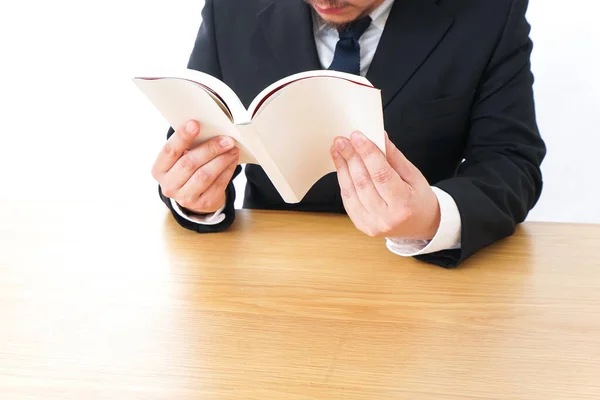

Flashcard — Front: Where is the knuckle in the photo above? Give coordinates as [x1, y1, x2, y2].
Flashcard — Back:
[392, 146, 404, 161]
[359, 147, 375, 159]
[208, 140, 222, 158]
[403, 168, 415, 182]
[161, 186, 175, 198]
[372, 168, 393, 184]
[354, 174, 371, 191]
[194, 168, 212, 185]
[215, 173, 230, 189]
[178, 197, 190, 209]
[229, 147, 240, 159]
[180, 153, 197, 171]
[363, 227, 378, 237]
[377, 221, 393, 236]
[180, 197, 196, 210]
[395, 208, 412, 224]
[341, 187, 353, 200]
[196, 197, 214, 213]
[162, 143, 176, 158]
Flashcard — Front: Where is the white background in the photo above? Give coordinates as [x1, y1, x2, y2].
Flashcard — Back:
[0, 0, 598, 223]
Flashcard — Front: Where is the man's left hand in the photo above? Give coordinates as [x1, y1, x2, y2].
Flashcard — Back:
[331, 131, 441, 240]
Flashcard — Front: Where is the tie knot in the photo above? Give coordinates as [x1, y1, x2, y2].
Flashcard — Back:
[338, 15, 372, 41]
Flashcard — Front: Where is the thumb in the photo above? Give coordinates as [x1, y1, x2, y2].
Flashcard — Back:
[385, 132, 419, 186]
[178, 120, 200, 148]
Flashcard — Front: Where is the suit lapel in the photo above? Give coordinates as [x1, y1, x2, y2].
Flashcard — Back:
[367, 0, 454, 108]
[252, 0, 322, 78]
[251, 0, 453, 108]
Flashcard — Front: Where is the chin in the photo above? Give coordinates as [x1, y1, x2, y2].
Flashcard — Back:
[315, 9, 361, 26]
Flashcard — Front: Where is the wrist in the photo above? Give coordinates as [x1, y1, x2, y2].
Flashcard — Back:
[170, 197, 227, 226]
[418, 190, 441, 240]
[176, 193, 228, 217]
[424, 200, 441, 240]
[181, 200, 226, 216]
[180, 205, 215, 216]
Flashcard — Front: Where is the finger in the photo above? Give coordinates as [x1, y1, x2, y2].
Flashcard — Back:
[152, 120, 200, 178]
[334, 136, 387, 211]
[176, 148, 239, 209]
[349, 131, 408, 204]
[331, 145, 369, 217]
[385, 132, 420, 186]
[163, 135, 236, 191]
[194, 158, 239, 213]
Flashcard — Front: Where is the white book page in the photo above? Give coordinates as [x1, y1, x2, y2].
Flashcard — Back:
[135, 69, 249, 122]
[133, 77, 257, 164]
[250, 77, 385, 203]
[248, 70, 374, 118]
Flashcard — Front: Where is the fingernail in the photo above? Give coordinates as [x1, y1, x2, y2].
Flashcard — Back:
[185, 121, 197, 134]
[336, 139, 346, 151]
[351, 131, 365, 146]
[220, 137, 233, 148]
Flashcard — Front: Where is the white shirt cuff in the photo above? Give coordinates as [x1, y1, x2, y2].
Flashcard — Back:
[385, 186, 462, 257]
[170, 198, 226, 225]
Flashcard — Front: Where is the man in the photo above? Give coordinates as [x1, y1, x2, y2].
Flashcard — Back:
[151, 0, 546, 268]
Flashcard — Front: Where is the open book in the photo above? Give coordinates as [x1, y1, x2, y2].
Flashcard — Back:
[133, 69, 385, 203]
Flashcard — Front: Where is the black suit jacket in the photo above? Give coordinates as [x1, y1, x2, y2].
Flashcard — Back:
[159, 0, 546, 268]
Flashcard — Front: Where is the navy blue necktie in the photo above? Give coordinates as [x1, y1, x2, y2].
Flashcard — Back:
[328, 16, 372, 75]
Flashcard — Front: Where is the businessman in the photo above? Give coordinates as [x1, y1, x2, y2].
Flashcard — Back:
[151, 0, 546, 268]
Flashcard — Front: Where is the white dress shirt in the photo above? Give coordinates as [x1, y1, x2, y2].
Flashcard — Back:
[171, 0, 462, 256]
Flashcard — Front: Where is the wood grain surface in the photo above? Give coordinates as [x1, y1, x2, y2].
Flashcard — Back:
[1, 200, 600, 400]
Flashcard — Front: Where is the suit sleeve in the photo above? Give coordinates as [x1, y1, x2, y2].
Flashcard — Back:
[416, 0, 546, 267]
[158, 0, 240, 233]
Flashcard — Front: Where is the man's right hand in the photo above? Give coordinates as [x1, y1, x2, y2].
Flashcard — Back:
[152, 120, 239, 214]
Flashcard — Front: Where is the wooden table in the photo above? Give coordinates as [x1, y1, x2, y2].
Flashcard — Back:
[1, 200, 600, 400]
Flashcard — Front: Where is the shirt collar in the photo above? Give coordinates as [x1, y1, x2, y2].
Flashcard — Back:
[313, 0, 395, 32]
